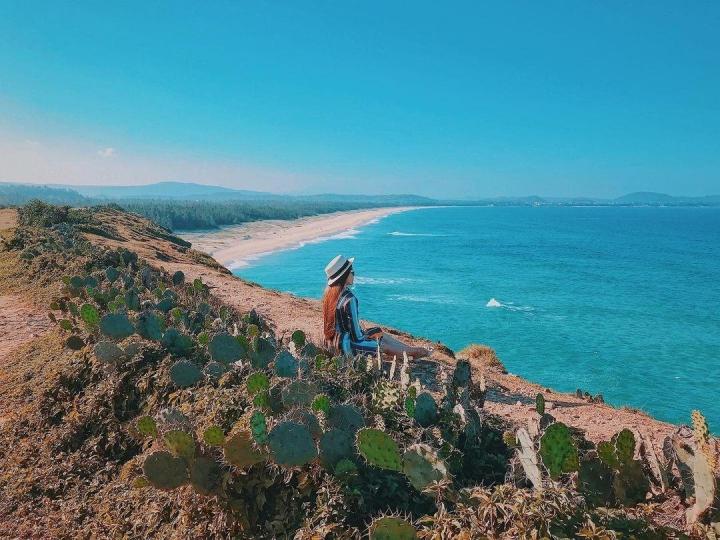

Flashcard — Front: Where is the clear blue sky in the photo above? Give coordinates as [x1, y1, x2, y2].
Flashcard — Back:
[1, 1, 718, 198]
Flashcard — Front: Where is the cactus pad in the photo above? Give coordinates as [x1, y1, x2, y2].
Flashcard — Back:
[319, 429, 355, 469]
[291, 329, 306, 348]
[281, 380, 319, 408]
[137, 416, 158, 437]
[311, 394, 331, 415]
[209, 332, 245, 364]
[369, 516, 418, 540]
[402, 443, 449, 491]
[268, 421, 317, 466]
[612, 459, 650, 506]
[538, 422, 579, 479]
[327, 404, 365, 434]
[172, 270, 185, 285]
[105, 266, 120, 283]
[80, 303, 100, 328]
[250, 411, 268, 445]
[614, 429, 636, 463]
[203, 361, 228, 380]
[371, 381, 402, 412]
[535, 393, 545, 415]
[136, 311, 164, 341]
[65, 335, 85, 350]
[356, 428, 402, 472]
[169, 359, 202, 388]
[452, 360, 471, 388]
[93, 341, 125, 364]
[162, 328, 194, 356]
[223, 431, 266, 468]
[164, 430, 195, 460]
[334, 458, 358, 477]
[142, 451, 187, 490]
[413, 392, 438, 427]
[124, 289, 141, 311]
[189, 456, 221, 495]
[250, 336, 275, 368]
[246, 372, 270, 395]
[100, 313, 135, 340]
[578, 457, 614, 507]
[203, 425, 225, 446]
[275, 350, 298, 378]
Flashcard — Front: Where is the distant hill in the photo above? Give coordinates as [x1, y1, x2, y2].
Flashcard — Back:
[67, 181, 285, 201]
[0, 182, 89, 206]
[613, 192, 720, 205]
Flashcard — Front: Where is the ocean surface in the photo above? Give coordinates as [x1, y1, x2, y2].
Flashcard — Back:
[234, 206, 720, 428]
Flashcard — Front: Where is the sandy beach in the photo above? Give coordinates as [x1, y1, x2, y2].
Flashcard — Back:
[179, 207, 415, 270]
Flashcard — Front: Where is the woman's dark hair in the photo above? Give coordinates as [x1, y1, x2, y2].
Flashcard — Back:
[322, 268, 352, 342]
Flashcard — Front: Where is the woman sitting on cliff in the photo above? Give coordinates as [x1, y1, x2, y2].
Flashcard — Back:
[322, 254, 429, 359]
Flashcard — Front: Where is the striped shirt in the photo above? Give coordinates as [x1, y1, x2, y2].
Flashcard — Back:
[335, 288, 380, 356]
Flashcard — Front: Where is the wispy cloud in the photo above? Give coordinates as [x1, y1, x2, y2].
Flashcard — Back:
[97, 147, 116, 158]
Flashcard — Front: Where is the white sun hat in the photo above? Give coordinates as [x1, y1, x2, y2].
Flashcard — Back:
[325, 254, 355, 285]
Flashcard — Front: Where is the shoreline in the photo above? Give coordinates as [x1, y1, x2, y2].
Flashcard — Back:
[179, 206, 417, 270]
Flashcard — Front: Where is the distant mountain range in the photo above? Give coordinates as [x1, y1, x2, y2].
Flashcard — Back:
[1, 181, 719, 207]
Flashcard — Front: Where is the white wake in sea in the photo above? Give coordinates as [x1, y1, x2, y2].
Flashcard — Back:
[486, 298, 534, 312]
[388, 231, 444, 237]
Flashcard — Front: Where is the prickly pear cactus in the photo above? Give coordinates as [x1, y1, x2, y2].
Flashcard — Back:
[209, 332, 245, 364]
[538, 422, 579, 479]
[125, 289, 141, 311]
[334, 458, 358, 477]
[275, 350, 298, 378]
[452, 360, 471, 388]
[281, 380, 319, 408]
[202, 425, 225, 446]
[319, 429, 355, 469]
[164, 430, 195, 460]
[223, 431, 266, 468]
[369, 516, 418, 540]
[250, 411, 268, 445]
[371, 380, 402, 412]
[142, 451, 187, 490]
[80, 303, 100, 328]
[402, 443, 448, 491]
[577, 457, 614, 506]
[311, 394, 331, 415]
[189, 456, 221, 495]
[291, 329, 306, 348]
[136, 311, 164, 341]
[612, 459, 649, 507]
[171, 270, 185, 285]
[246, 372, 270, 395]
[413, 392, 438, 427]
[136, 416, 158, 437]
[356, 428, 402, 472]
[250, 336, 275, 368]
[94, 341, 125, 364]
[327, 404, 365, 434]
[105, 266, 120, 283]
[535, 393, 545, 415]
[162, 328, 194, 356]
[203, 361, 227, 381]
[169, 359, 202, 388]
[268, 421, 317, 466]
[672, 423, 716, 523]
[100, 313, 135, 340]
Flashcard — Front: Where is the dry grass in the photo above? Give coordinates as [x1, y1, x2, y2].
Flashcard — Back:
[457, 343, 506, 371]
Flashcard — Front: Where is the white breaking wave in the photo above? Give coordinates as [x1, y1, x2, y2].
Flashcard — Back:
[355, 276, 416, 285]
[486, 298, 502, 308]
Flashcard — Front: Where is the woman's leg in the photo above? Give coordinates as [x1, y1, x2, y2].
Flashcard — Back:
[380, 333, 429, 359]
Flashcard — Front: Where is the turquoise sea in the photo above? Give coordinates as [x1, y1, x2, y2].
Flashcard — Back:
[234, 206, 720, 428]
